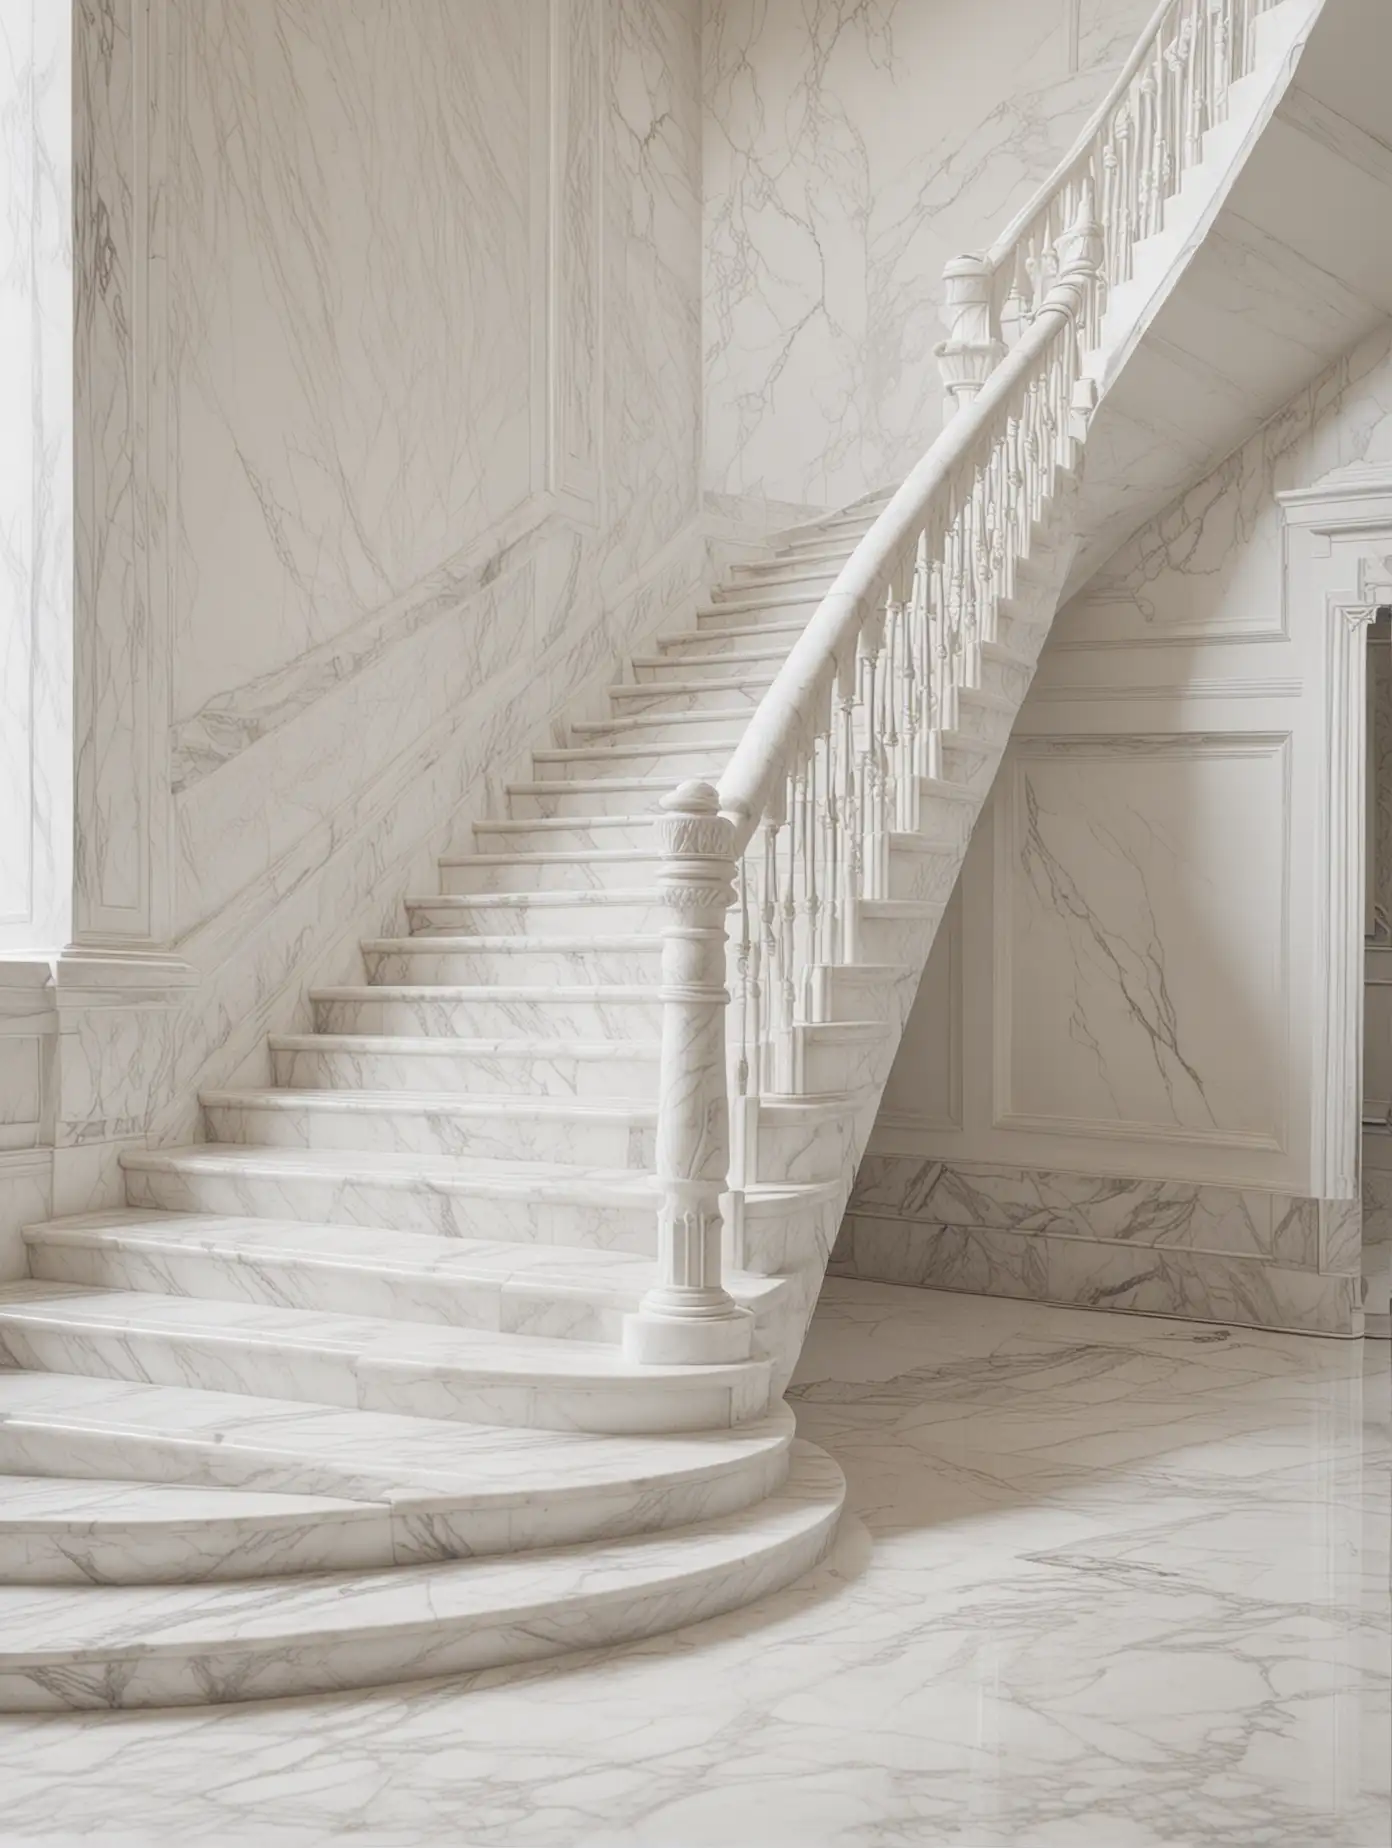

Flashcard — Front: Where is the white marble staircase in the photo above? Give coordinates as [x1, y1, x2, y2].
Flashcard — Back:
[0, 0, 1323, 1710]
[0, 481, 1074, 1709]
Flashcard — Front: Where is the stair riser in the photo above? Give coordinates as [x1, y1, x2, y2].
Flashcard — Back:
[364, 946, 658, 990]
[364, 1359, 769, 1434]
[474, 819, 659, 852]
[810, 964, 915, 1028]
[713, 574, 835, 604]
[202, 1101, 657, 1169]
[609, 680, 771, 717]
[534, 744, 738, 781]
[367, 944, 658, 984]
[914, 787, 977, 845]
[0, 1321, 764, 1436]
[798, 1032, 882, 1096]
[940, 736, 999, 792]
[887, 847, 962, 905]
[311, 994, 663, 1039]
[0, 1420, 792, 1568]
[123, 1164, 661, 1252]
[507, 784, 669, 818]
[855, 912, 944, 966]
[0, 1500, 393, 1586]
[655, 627, 804, 663]
[992, 601, 1049, 657]
[694, 598, 821, 631]
[25, 1239, 634, 1347]
[436, 856, 663, 895]
[634, 648, 787, 679]
[955, 698, 1015, 749]
[980, 656, 1033, 705]
[756, 1115, 859, 1185]
[270, 1046, 661, 1098]
[403, 896, 668, 935]
[0, 1458, 840, 1710]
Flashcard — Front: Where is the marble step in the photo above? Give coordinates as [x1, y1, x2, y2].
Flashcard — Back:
[713, 568, 837, 602]
[884, 833, 962, 904]
[954, 684, 1018, 747]
[798, 1020, 884, 1094]
[693, 592, 823, 628]
[119, 1144, 840, 1258]
[912, 773, 980, 842]
[651, 622, 807, 662]
[976, 640, 1036, 705]
[201, 1088, 659, 1168]
[532, 738, 739, 781]
[731, 545, 853, 577]
[607, 678, 772, 720]
[0, 1284, 774, 1435]
[363, 932, 661, 983]
[631, 640, 795, 677]
[310, 982, 663, 1040]
[473, 813, 661, 853]
[939, 728, 1000, 790]
[753, 539, 858, 568]
[269, 1033, 661, 1099]
[0, 1372, 796, 1559]
[854, 897, 947, 965]
[22, 1212, 782, 1345]
[566, 708, 752, 751]
[0, 1442, 844, 1711]
[506, 776, 677, 818]
[400, 887, 667, 936]
[435, 846, 665, 894]
[0, 1476, 384, 1587]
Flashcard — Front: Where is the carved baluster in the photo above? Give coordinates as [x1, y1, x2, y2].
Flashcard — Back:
[626, 781, 752, 1366]
[759, 813, 781, 1094]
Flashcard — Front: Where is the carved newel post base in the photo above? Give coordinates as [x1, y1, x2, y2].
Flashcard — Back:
[935, 253, 1005, 423]
[623, 781, 754, 1367]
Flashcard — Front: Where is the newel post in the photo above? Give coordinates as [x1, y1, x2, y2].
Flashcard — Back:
[623, 781, 754, 1366]
[935, 253, 1004, 422]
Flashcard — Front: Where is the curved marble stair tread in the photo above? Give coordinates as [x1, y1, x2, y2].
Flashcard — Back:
[0, 1284, 773, 1434]
[0, 1443, 844, 1711]
[0, 1380, 797, 1580]
[0, 1372, 795, 1529]
[22, 1209, 786, 1331]
[119, 1138, 835, 1256]
[0, 1477, 381, 1586]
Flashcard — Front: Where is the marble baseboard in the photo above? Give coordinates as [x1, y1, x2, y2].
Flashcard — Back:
[852, 1155, 1333, 1269]
[831, 1213, 1363, 1338]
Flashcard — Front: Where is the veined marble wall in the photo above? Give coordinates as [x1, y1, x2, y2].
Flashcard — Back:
[50, 0, 707, 1218]
[846, 324, 1392, 1337]
[0, 0, 71, 955]
[702, 0, 1154, 513]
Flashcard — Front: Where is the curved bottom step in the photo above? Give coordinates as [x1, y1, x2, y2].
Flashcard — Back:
[0, 1442, 844, 1711]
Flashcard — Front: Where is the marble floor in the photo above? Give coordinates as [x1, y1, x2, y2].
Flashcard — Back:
[0, 1279, 1386, 1848]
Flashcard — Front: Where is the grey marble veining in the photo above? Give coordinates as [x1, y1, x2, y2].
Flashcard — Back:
[0, 1280, 1382, 1842]
[702, 0, 1154, 510]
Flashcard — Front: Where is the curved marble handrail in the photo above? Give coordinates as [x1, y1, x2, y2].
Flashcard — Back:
[626, 0, 1287, 1366]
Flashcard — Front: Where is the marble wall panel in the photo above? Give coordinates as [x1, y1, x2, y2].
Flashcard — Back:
[869, 326, 1392, 1336]
[996, 736, 1288, 1150]
[56, 0, 706, 1194]
[701, 0, 1154, 511]
[0, 0, 72, 953]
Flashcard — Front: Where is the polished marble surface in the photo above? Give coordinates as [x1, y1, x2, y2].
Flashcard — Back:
[0, 1278, 1385, 1845]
